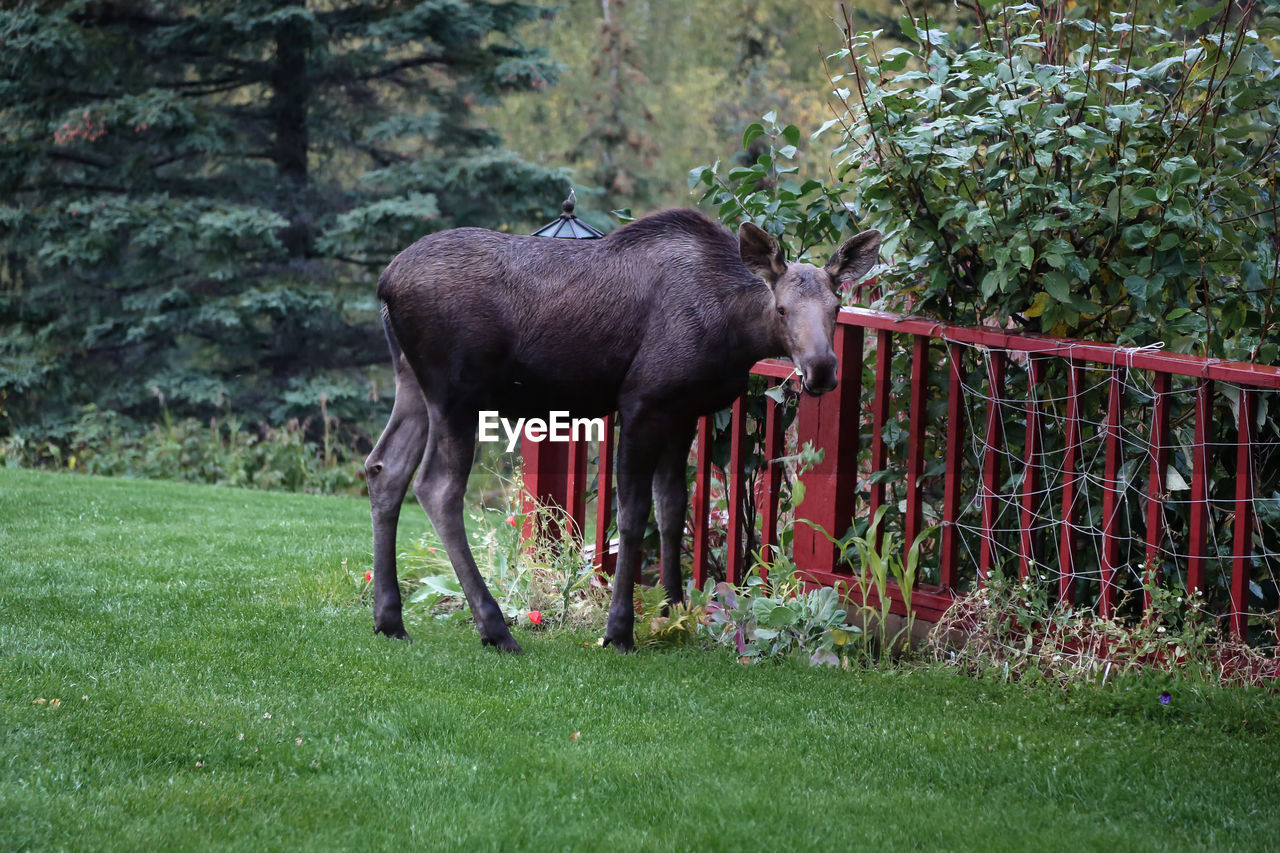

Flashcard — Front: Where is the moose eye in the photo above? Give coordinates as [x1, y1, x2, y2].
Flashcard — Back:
[776, 305, 787, 317]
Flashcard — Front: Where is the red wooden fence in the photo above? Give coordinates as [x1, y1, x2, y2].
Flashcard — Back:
[522, 307, 1280, 642]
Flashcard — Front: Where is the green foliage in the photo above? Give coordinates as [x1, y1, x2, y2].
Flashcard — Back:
[0, 0, 568, 444]
[796, 506, 937, 666]
[633, 585, 707, 649]
[700, 564, 860, 666]
[0, 404, 362, 494]
[487, 0, 895, 220]
[403, 497, 610, 631]
[690, 110, 859, 265]
[825, 0, 1280, 360]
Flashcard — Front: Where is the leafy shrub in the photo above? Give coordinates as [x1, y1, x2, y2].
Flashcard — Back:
[699, 565, 859, 666]
[824, 0, 1280, 361]
[689, 110, 855, 264]
[1, 404, 363, 494]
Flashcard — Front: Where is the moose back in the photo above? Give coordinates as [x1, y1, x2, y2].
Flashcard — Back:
[365, 208, 881, 652]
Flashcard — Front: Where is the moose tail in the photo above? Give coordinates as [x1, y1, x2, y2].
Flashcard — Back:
[379, 299, 404, 366]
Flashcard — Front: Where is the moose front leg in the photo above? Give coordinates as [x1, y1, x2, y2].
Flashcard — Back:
[603, 415, 667, 652]
[652, 422, 697, 608]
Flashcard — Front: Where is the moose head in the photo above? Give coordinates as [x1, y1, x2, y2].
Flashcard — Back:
[738, 222, 883, 394]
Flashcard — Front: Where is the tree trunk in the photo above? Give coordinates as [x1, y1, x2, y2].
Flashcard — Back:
[272, 7, 312, 258]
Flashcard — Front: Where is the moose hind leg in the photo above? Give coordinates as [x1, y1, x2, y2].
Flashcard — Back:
[414, 406, 522, 653]
[365, 376, 429, 640]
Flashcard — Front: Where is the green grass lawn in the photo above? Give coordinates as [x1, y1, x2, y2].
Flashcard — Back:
[3, 467, 1279, 851]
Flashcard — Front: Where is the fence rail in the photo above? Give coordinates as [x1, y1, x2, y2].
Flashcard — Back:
[522, 307, 1280, 644]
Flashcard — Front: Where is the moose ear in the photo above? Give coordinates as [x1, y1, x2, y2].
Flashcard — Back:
[823, 229, 883, 290]
[739, 222, 787, 286]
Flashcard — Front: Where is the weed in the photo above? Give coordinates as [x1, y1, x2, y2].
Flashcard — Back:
[797, 507, 937, 666]
[699, 558, 858, 667]
[929, 566, 1280, 688]
[402, 497, 610, 632]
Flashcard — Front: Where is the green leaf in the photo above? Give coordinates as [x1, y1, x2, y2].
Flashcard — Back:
[1106, 102, 1143, 124]
[981, 271, 1002, 299]
[899, 14, 919, 45]
[742, 123, 765, 150]
[1123, 275, 1149, 301]
[1044, 271, 1071, 302]
[1186, 0, 1226, 27]
[880, 48, 914, 71]
[1169, 166, 1200, 187]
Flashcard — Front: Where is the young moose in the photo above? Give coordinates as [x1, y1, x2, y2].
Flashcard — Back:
[367, 209, 881, 652]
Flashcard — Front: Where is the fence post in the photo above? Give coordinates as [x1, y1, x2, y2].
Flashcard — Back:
[978, 350, 1007, 581]
[1231, 387, 1256, 641]
[521, 434, 588, 542]
[793, 323, 863, 573]
[691, 415, 713, 590]
[939, 342, 966, 590]
[593, 414, 616, 574]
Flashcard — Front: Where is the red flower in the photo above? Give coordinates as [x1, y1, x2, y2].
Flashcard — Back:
[527, 610, 542, 626]
[364, 570, 372, 582]
[506, 515, 518, 527]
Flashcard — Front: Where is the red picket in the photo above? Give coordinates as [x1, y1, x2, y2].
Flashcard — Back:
[904, 335, 928, 562]
[1232, 388, 1256, 641]
[979, 350, 1007, 581]
[1186, 379, 1213, 594]
[1099, 368, 1124, 619]
[1018, 355, 1045, 580]
[690, 415, 712, 590]
[725, 395, 748, 585]
[939, 342, 965, 591]
[1143, 372, 1171, 612]
[1057, 360, 1084, 605]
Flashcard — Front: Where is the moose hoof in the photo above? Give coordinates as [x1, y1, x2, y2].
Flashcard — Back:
[602, 621, 635, 653]
[603, 608, 635, 653]
[481, 632, 524, 654]
[602, 633, 635, 654]
[374, 621, 412, 641]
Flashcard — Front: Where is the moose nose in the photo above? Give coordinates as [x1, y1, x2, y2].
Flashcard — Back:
[801, 354, 838, 395]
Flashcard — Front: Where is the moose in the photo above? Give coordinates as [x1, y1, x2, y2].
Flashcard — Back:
[366, 208, 882, 652]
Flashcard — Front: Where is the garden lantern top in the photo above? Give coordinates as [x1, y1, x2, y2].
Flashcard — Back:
[531, 192, 604, 239]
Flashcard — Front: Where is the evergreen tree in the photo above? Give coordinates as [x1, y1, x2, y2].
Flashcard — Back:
[0, 0, 566, 440]
[576, 0, 660, 213]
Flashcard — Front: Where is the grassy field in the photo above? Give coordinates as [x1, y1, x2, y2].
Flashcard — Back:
[3, 467, 1279, 851]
